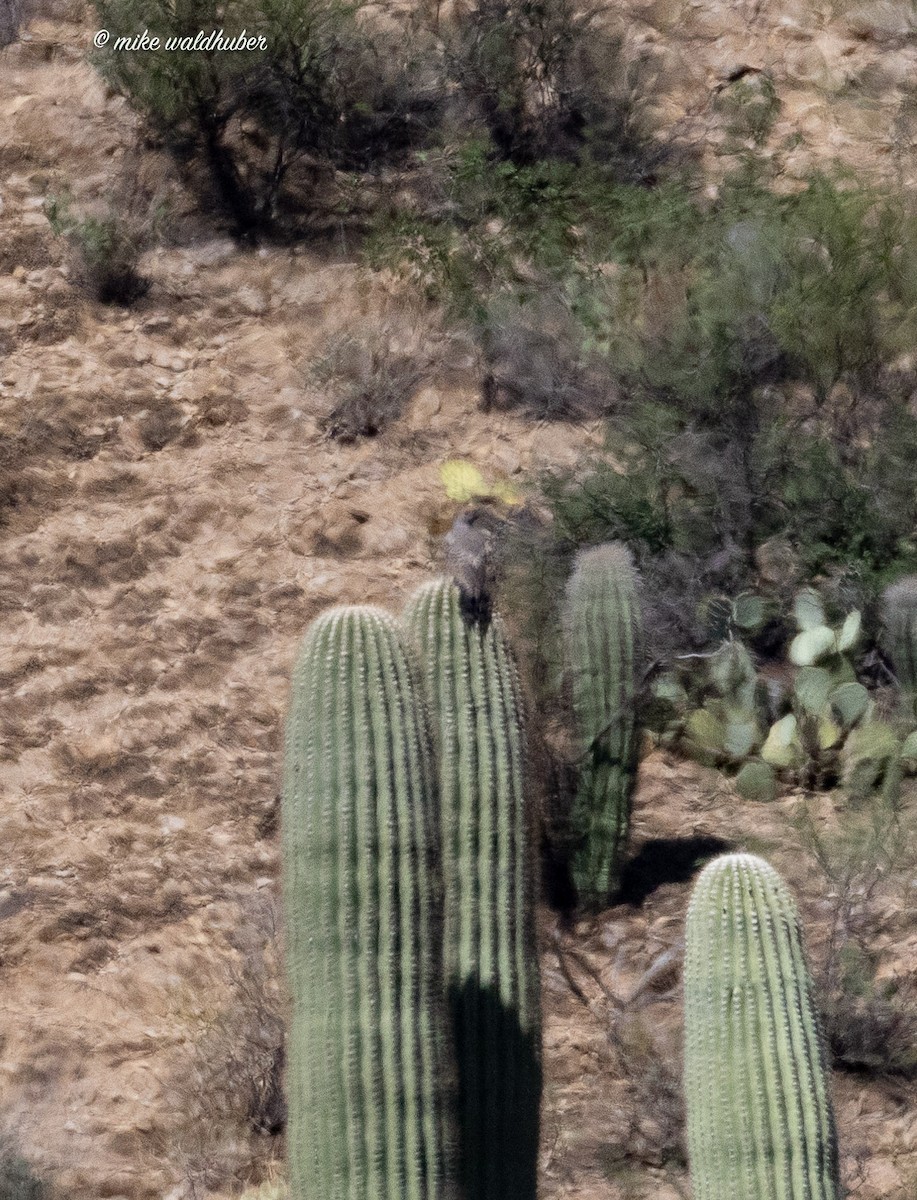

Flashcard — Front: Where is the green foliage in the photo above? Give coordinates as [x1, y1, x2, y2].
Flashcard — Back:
[713, 72, 781, 147]
[733, 759, 777, 802]
[684, 853, 841, 1200]
[445, 0, 656, 174]
[45, 190, 162, 305]
[562, 543, 642, 909]
[681, 641, 768, 767]
[841, 720, 903, 807]
[281, 606, 455, 1200]
[644, 583, 917, 804]
[378, 150, 917, 595]
[760, 713, 805, 771]
[405, 579, 541, 1200]
[91, 0, 438, 237]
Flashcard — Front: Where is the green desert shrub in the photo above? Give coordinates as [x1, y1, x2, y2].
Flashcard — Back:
[45, 188, 164, 305]
[381, 156, 917, 619]
[443, 0, 662, 176]
[90, 0, 440, 238]
[477, 290, 613, 419]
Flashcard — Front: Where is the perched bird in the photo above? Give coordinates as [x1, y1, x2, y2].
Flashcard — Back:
[443, 506, 502, 623]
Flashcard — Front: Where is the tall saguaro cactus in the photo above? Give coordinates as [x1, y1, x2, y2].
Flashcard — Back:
[282, 606, 455, 1200]
[562, 542, 641, 908]
[684, 853, 840, 1200]
[405, 579, 542, 1200]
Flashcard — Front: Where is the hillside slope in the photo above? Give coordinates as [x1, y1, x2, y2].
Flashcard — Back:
[1, 4, 915, 1198]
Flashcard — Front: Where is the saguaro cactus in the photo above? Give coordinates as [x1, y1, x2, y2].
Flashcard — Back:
[282, 606, 455, 1200]
[684, 853, 840, 1200]
[881, 576, 917, 695]
[405, 579, 542, 1200]
[562, 542, 641, 908]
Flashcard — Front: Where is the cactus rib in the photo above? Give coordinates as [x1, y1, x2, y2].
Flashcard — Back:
[282, 605, 455, 1200]
[562, 542, 641, 908]
[405, 579, 542, 1200]
[684, 853, 840, 1200]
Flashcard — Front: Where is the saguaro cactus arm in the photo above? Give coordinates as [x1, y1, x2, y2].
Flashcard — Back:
[282, 605, 455, 1200]
[562, 542, 642, 908]
[405, 579, 542, 1200]
[684, 852, 840, 1200]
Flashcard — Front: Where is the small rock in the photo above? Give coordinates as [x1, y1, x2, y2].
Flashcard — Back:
[140, 315, 171, 332]
[237, 285, 269, 316]
[150, 347, 188, 372]
[410, 386, 442, 426]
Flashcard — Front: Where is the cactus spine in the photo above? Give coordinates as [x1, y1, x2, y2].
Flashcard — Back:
[405, 579, 542, 1200]
[684, 853, 840, 1200]
[282, 606, 455, 1200]
[562, 542, 641, 908]
[881, 576, 917, 695]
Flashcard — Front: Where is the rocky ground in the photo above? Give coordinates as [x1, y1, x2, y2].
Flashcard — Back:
[1, 3, 916, 1198]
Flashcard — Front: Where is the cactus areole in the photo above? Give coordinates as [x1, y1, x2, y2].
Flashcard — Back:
[684, 853, 840, 1200]
[282, 606, 455, 1200]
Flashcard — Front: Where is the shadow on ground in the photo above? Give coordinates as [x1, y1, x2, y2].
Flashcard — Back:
[617, 836, 732, 907]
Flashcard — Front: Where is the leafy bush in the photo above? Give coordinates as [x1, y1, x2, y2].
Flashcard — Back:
[379, 153, 917, 606]
[478, 291, 613, 419]
[444, 0, 661, 176]
[713, 71, 781, 148]
[90, 0, 440, 238]
[541, 405, 917, 605]
[45, 188, 164, 305]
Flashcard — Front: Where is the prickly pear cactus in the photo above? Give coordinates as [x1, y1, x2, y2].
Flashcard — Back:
[841, 719, 903, 808]
[881, 576, 917, 695]
[684, 853, 840, 1200]
[563, 542, 642, 908]
[733, 759, 777, 802]
[683, 640, 766, 765]
[405, 579, 541, 1200]
[282, 606, 456, 1200]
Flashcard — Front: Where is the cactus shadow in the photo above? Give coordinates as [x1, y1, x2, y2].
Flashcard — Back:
[541, 836, 579, 914]
[447, 979, 542, 1199]
[616, 835, 732, 907]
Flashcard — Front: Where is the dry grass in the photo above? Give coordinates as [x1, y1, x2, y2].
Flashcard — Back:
[312, 322, 433, 442]
[153, 895, 285, 1199]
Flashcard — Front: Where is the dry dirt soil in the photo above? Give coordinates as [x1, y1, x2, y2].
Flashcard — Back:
[1, 3, 916, 1199]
